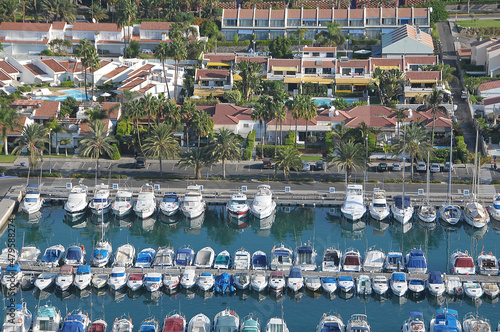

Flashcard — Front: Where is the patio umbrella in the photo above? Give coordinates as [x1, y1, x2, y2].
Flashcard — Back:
[101, 92, 111, 101]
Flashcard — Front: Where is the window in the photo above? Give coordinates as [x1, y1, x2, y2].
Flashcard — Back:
[243, 123, 249, 128]
[326, 52, 334, 58]
[286, 71, 295, 75]
[302, 20, 317, 27]
[287, 19, 300, 26]
[415, 18, 428, 25]
[398, 19, 410, 25]
[409, 64, 419, 71]
[350, 20, 363, 27]
[382, 18, 396, 25]
[201, 81, 209, 86]
[354, 68, 364, 75]
[323, 68, 333, 74]
[312, 52, 319, 57]
[341, 68, 351, 75]
[215, 81, 224, 87]
[273, 71, 283, 75]
[336, 19, 348, 27]
[270, 19, 284, 27]
[224, 19, 236, 26]
[319, 20, 331, 26]
[222, 30, 237, 41]
[239, 19, 253, 27]
[366, 18, 379, 25]
[304, 68, 316, 74]
[304, 30, 315, 40]
[303, 52, 309, 56]
[337, 85, 351, 91]
[256, 19, 268, 27]
[366, 29, 380, 39]
[269, 30, 284, 39]
[255, 31, 269, 40]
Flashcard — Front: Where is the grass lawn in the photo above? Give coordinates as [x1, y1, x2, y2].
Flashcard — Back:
[0, 155, 18, 163]
[300, 155, 323, 161]
[457, 19, 500, 28]
[50, 154, 74, 158]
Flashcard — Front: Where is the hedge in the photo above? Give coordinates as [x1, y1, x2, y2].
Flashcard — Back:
[351, 38, 378, 45]
[325, 131, 334, 151]
[19, 172, 62, 178]
[61, 81, 75, 87]
[218, 40, 250, 47]
[285, 131, 295, 146]
[384, 178, 441, 184]
[111, 144, 121, 160]
[256, 145, 287, 158]
[68, 173, 127, 179]
[243, 130, 256, 160]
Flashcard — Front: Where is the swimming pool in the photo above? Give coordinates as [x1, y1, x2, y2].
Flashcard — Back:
[33, 89, 90, 101]
[312, 97, 360, 106]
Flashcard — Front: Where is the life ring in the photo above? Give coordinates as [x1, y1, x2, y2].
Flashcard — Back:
[485, 327, 490, 332]
[474, 326, 479, 332]
[230, 311, 235, 316]
[18, 318, 22, 324]
[489, 252, 493, 255]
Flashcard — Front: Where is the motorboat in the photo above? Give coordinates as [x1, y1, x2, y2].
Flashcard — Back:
[270, 244, 293, 271]
[61, 312, 90, 332]
[135, 248, 156, 268]
[89, 184, 111, 215]
[405, 249, 428, 274]
[2, 264, 22, 287]
[159, 192, 180, 216]
[227, 193, 250, 218]
[181, 185, 205, 219]
[408, 278, 425, 295]
[35, 273, 56, 291]
[489, 194, 500, 221]
[294, 243, 317, 271]
[463, 313, 491, 332]
[64, 183, 88, 216]
[108, 267, 127, 290]
[346, 314, 370, 332]
[321, 248, 342, 272]
[32, 304, 61, 332]
[194, 247, 215, 269]
[338, 276, 354, 293]
[143, 273, 162, 292]
[126, 273, 144, 291]
[418, 204, 437, 223]
[18, 246, 41, 266]
[112, 317, 133, 332]
[439, 205, 462, 225]
[363, 248, 385, 272]
[356, 275, 372, 295]
[2, 303, 32, 332]
[214, 250, 232, 269]
[269, 271, 285, 292]
[74, 265, 92, 290]
[0, 247, 18, 265]
[463, 279, 483, 299]
[477, 251, 499, 275]
[252, 250, 268, 270]
[214, 309, 239, 332]
[55, 265, 74, 291]
[372, 276, 389, 295]
[196, 272, 215, 291]
[134, 184, 157, 219]
[153, 247, 175, 268]
[320, 277, 337, 294]
[21, 184, 43, 214]
[265, 318, 288, 332]
[316, 314, 345, 332]
[215, 272, 235, 293]
[40, 245, 65, 268]
[180, 266, 196, 289]
[234, 248, 251, 270]
[369, 189, 390, 220]
[250, 185, 276, 219]
[90, 320, 108, 332]
[390, 272, 408, 297]
[384, 252, 404, 272]
[163, 313, 186, 332]
[342, 249, 361, 272]
[402, 312, 425, 332]
[452, 250, 475, 275]
[445, 276, 463, 296]
[175, 247, 195, 267]
[429, 309, 461, 332]
[251, 272, 268, 292]
[91, 274, 109, 289]
[392, 195, 414, 225]
[240, 315, 260, 332]
[463, 201, 490, 229]
[92, 240, 112, 267]
[113, 244, 135, 268]
[341, 184, 366, 221]
[20, 273, 35, 291]
[111, 189, 133, 217]
[427, 271, 445, 296]
[287, 267, 303, 292]
[187, 314, 210, 332]
[483, 282, 499, 298]
[163, 274, 180, 293]
[234, 272, 250, 290]
[64, 245, 86, 266]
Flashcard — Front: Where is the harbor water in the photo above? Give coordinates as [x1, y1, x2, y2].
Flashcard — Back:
[1, 203, 500, 330]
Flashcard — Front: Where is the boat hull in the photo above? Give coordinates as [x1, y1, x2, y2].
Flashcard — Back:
[182, 205, 204, 219]
[90, 204, 111, 216]
[369, 207, 390, 221]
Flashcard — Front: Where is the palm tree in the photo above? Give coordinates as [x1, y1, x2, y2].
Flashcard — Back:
[332, 122, 349, 143]
[87, 49, 101, 101]
[300, 95, 317, 148]
[181, 99, 197, 151]
[142, 123, 180, 176]
[40, 0, 76, 22]
[273, 146, 302, 181]
[372, 68, 404, 105]
[252, 103, 267, 158]
[328, 140, 365, 184]
[154, 42, 171, 98]
[115, 0, 136, 57]
[163, 99, 183, 129]
[0, 0, 18, 22]
[290, 94, 304, 148]
[417, 88, 447, 147]
[191, 110, 214, 147]
[393, 109, 407, 138]
[206, 128, 242, 179]
[177, 147, 213, 179]
[0, 107, 20, 155]
[75, 40, 93, 100]
[60, 138, 71, 157]
[44, 118, 66, 155]
[12, 123, 48, 183]
[291, 27, 308, 52]
[170, 38, 187, 101]
[315, 22, 346, 47]
[382, 142, 392, 160]
[141, 94, 158, 132]
[234, 60, 262, 100]
[91, 2, 108, 22]
[79, 119, 117, 178]
[126, 99, 145, 152]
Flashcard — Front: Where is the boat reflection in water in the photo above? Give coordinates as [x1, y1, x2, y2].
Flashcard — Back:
[184, 212, 205, 233]
[369, 217, 390, 235]
[464, 222, 489, 240]
[340, 217, 366, 239]
[63, 212, 88, 229]
[159, 213, 180, 225]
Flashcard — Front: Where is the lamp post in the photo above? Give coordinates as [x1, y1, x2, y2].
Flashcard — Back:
[49, 129, 52, 174]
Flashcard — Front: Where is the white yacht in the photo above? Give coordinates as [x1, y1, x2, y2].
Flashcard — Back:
[126, 273, 144, 291]
[265, 318, 289, 332]
[252, 250, 268, 270]
[489, 194, 500, 221]
[92, 240, 112, 267]
[40, 245, 65, 268]
[55, 265, 74, 291]
[343, 249, 361, 272]
[153, 247, 175, 268]
[338, 276, 355, 293]
[392, 195, 414, 225]
[196, 272, 215, 291]
[463, 313, 491, 332]
[112, 318, 133, 332]
[2, 264, 22, 287]
[439, 205, 462, 225]
[159, 193, 180, 216]
[213, 250, 232, 269]
[108, 267, 128, 290]
[251, 272, 268, 292]
[214, 309, 239, 332]
[304, 276, 321, 292]
[113, 244, 135, 268]
[384, 252, 404, 272]
[346, 314, 370, 332]
[0, 247, 18, 265]
[227, 193, 250, 218]
[321, 248, 342, 272]
[463, 280, 483, 299]
[341, 184, 366, 221]
[294, 243, 317, 271]
[233, 248, 251, 270]
[63, 245, 86, 266]
[18, 246, 41, 266]
[418, 155, 437, 223]
[61, 312, 90, 332]
[402, 312, 425, 332]
[427, 271, 445, 296]
[269, 271, 285, 293]
[194, 247, 215, 269]
[2, 302, 32, 332]
[270, 244, 293, 271]
[452, 251, 475, 275]
[181, 185, 205, 219]
[20, 184, 43, 214]
[363, 248, 385, 272]
[32, 304, 61, 332]
[369, 189, 390, 220]
[390, 272, 408, 297]
[356, 275, 372, 295]
[445, 276, 463, 296]
[64, 183, 88, 216]
[317, 314, 344, 332]
[74, 265, 92, 290]
[320, 277, 337, 294]
[163, 273, 179, 293]
[135, 248, 156, 268]
[143, 272, 162, 292]
[234, 272, 250, 290]
[180, 266, 196, 289]
[187, 314, 210, 332]
[134, 184, 157, 219]
[111, 189, 134, 217]
[477, 251, 499, 275]
[250, 185, 276, 219]
[89, 184, 112, 215]
[35, 273, 56, 291]
[372, 276, 389, 295]
[464, 201, 490, 228]
[482, 282, 499, 298]
[91, 274, 109, 289]
[287, 267, 303, 292]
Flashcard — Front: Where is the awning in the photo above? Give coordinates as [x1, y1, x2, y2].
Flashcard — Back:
[193, 88, 226, 97]
[207, 62, 230, 67]
[335, 78, 371, 84]
[233, 74, 242, 81]
[273, 66, 297, 72]
[409, 79, 438, 84]
[284, 77, 302, 83]
[405, 92, 429, 97]
[376, 65, 399, 70]
[302, 77, 334, 84]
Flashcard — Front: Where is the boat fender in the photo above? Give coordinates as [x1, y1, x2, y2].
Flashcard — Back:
[474, 326, 479, 332]
[18, 318, 22, 324]
[115, 318, 118, 322]
[489, 251, 493, 255]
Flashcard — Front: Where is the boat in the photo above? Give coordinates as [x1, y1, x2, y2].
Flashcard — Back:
[113, 244, 135, 268]
[440, 131, 462, 225]
[234, 248, 251, 270]
[64, 245, 86, 266]
[252, 250, 268, 270]
[372, 276, 389, 295]
[265, 318, 288, 332]
[363, 248, 385, 272]
[464, 201, 490, 229]
[61, 311, 90, 332]
[270, 244, 293, 271]
[234, 272, 250, 290]
[111, 317, 133, 332]
[111, 188, 134, 217]
[316, 314, 345, 332]
[337, 276, 354, 293]
[342, 249, 361, 272]
[175, 247, 195, 267]
[91, 273, 109, 289]
[463, 279, 483, 299]
[108, 267, 127, 290]
[2, 303, 32, 332]
[321, 248, 342, 272]
[445, 276, 463, 296]
[194, 247, 215, 269]
[40, 245, 65, 268]
[294, 243, 317, 271]
[215, 272, 235, 293]
[89, 184, 112, 215]
[55, 265, 74, 291]
[427, 271, 445, 296]
[74, 265, 92, 290]
[269, 271, 285, 292]
[287, 267, 303, 292]
[213, 309, 239, 332]
[390, 272, 408, 297]
[384, 252, 404, 272]
[346, 314, 370, 332]
[402, 312, 425, 332]
[20, 184, 43, 214]
[159, 193, 180, 216]
[251, 185, 276, 219]
[240, 315, 260, 332]
[19, 271, 34, 291]
[32, 304, 61, 332]
[477, 251, 499, 275]
[463, 313, 490, 332]
[153, 247, 175, 268]
[429, 309, 461, 332]
[356, 275, 372, 295]
[90, 320, 108, 332]
[163, 274, 180, 293]
[369, 188, 390, 221]
[251, 272, 268, 292]
[18, 246, 41, 266]
[0, 247, 18, 265]
[143, 273, 162, 292]
[180, 267, 196, 289]
[340, 184, 366, 221]
[392, 196, 414, 225]
[134, 184, 157, 219]
[452, 250, 475, 275]
[135, 248, 156, 268]
[408, 278, 425, 295]
[2, 264, 22, 287]
[163, 313, 186, 332]
[214, 250, 232, 269]
[181, 185, 205, 219]
[482, 282, 499, 298]
[320, 277, 337, 294]
[64, 183, 88, 216]
[187, 314, 210, 332]
[126, 273, 144, 291]
[196, 272, 215, 291]
[418, 153, 437, 223]
[92, 240, 112, 268]
[35, 273, 57, 291]
[490, 194, 500, 221]
[227, 193, 250, 218]
[305, 276, 321, 292]
[405, 249, 428, 274]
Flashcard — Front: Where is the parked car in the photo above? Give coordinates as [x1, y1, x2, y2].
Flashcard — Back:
[316, 161, 324, 171]
[302, 162, 311, 171]
[443, 162, 454, 172]
[135, 157, 146, 169]
[416, 161, 427, 172]
[262, 158, 273, 169]
[461, 90, 468, 100]
[430, 163, 441, 173]
[392, 163, 402, 171]
[377, 162, 388, 172]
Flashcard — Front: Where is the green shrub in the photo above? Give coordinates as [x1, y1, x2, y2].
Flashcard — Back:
[61, 81, 75, 87]
[110, 144, 121, 160]
[325, 131, 334, 151]
[218, 40, 250, 47]
[307, 136, 317, 144]
[256, 145, 287, 158]
[453, 179, 472, 184]
[115, 119, 131, 141]
[351, 38, 378, 45]
[19, 171, 62, 178]
[285, 131, 295, 146]
[17, 86, 31, 93]
[223, 90, 241, 104]
[243, 147, 252, 160]
[430, 157, 445, 163]
[40, 49, 54, 56]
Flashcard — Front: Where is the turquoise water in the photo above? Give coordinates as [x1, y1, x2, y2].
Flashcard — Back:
[312, 97, 361, 106]
[34, 89, 90, 101]
[1, 204, 500, 330]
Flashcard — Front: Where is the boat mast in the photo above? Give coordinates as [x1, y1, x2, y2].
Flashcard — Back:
[473, 129, 479, 198]
[447, 130, 453, 204]
[426, 151, 430, 206]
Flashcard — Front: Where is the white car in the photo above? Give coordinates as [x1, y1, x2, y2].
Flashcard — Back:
[302, 162, 310, 171]
[416, 161, 426, 172]
[430, 163, 440, 173]
[392, 163, 401, 171]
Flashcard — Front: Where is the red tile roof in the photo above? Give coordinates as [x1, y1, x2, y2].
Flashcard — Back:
[236, 56, 267, 64]
[268, 59, 301, 72]
[118, 78, 145, 91]
[424, 117, 452, 128]
[239, 9, 253, 18]
[405, 71, 441, 81]
[303, 46, 336, 52]
[370, 58, 403, 71]
[103, 66, 129, 78]
[199, 104, 253, 125]
[318, 10, 332, 19]
[287, 9, 301, 18]
[484, 96, 500, 106]
[52, 21, 66, 30]
[2, 116, 28, 135]
[303, 60, 336, 68]
[0, 70, 13, 81]
[41, 58, 66, 73]
[404, 55, 437, 65]
[0, 22, 51, 31]
[335, 9, 348, 19]
[24, 63, 46, 76]
[203, 54, 236, 62]
[0, 60, 19, 74]
[79, 119, 111, 136]
[58, 60, 84, 73]
[398, 8, 412, 17]
[413, 8, 428, 18]
[224, 9, 238, 18]
[271, 10, 285, 19]
[479, 80, 500, 92]
[350, 9, 364, 19]
[33, 100, 60, 119]
[458, 48, 472, 58]
[138, 83, 156, 94]
[365, 8, 380, 18]
[302, 9, 317, 19]
[140, 21, 176, 30]
[11, 99, 39, 107]
[195, 69, 230, 80]
[128, 64, 155, 77]
[337, 59, 369, 69]
[72, 22, 121, 32]
[470, 38, 497, 47]
[101, 102, 121, 119]
[381, 7, 396, 17]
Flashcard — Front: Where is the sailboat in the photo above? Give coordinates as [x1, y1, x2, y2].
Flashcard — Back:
[392, 126, 414, 225]
[418, 152, 437, 223]
[92, 209, 112, 267]
[439, 131, 462, 224]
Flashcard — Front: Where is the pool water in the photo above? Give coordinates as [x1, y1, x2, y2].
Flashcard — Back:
[33, 89, 90, 101]
[312, 97, 361, 106]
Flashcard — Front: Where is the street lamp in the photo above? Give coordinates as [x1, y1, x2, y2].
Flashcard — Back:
[48, 128, 52, 174]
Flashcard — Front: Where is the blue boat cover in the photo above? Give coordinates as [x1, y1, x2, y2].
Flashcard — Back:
[38, 306, 56, 318]
[76, 265, 91, 274]
[321, 322, 342, 332]
[26, 190, 39, 195]
[394, 196, 411, 208]
[66, 247, 83, 261]
[322, 278, 336, 283]
[409, 279, 425, 286]
[27, 184, 39, 188]
[338, 276, 353, 282]
[111, 271, 126, 277]
[42, 249, 61, 262]
[429, 271, 443, 284]
[162, 194, 178, 202]
[175, 249, 192, 265]
[62, 316, 85, 332]
[252, 255, 267, 268]
[392, 273, 406, 281]
[137, 251, 154, 263]
[434, 309, 460, 332]
[288, 268, 302, 278]
[93, 249, 108, 260]
[5, 264, 21, 273]
[14, 304, 22, 310]
[388, 253, 402, 258]
[140, 322, 157, 332]
[409, 249, 424, 257]
[407, 254, 427, 269]
[298, 246, 313, 254]
[145, 276, 161, 282]
[201, 272, 213, 277]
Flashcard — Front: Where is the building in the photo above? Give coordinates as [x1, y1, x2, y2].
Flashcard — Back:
[403, 70, 442, 103]
[380, 24, 434, 57]
[134, 22, 201, 51]
[10, 99, 60, 125]
[197, 103, 255, 135]
[479, 80, 500, 99]
[194, 69, 233, 97]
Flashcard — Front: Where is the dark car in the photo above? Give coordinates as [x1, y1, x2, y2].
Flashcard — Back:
[316, 161, 324, 171]
[262, 158, 273, 169]
[135, 157, 146, 169]
[378, 162, 388, 172]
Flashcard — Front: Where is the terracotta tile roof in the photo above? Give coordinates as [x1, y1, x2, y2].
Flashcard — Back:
[404, 55, 437, 65]
[0, 70, 13, 81]
[413, 108, 447, 120]
[0, 60, 19, 74]
[236, 56, 267, 64]
[398, 8, 412, 17]
[381, 7, 396, 17]
[268, 59, 301, 72]
[72, 22, 121, 32]
[128, 64, 155, 77]
[413, 8, 428, 18]
[271, 10, 285, 19]
[315, 108, 350, 122]
[41, 58, 66, 73]
[405, 70, 440, 81]
[239, 9, 253, 19]
[484, 96, 500, 106]
[140, 21, 176, 30]
[267, 110, 317, 126]
[118, 78, 145, 91]
[318, 10, 332, 19]
[345, 105, 395, 118]
[479, 80, 500, 92]
[302, 9, 317, 19]
[335, 9, 347, 19]
[2, 116, 28, 135]
[370, 58, 403, 71]
[100, 60, 111, 68]
[138, 83, 156, 94]
[224, 9, 238, 18]
[24, 63, 46, 76]
[287, 9, 301, 18]
[350, 9, 364, 19]
[101, 102, 121, 119]
[58, 60, 84, 73]
[0, 22, 51, 31]
[203, 54, 236, 62]
[303, 60, 336, 68]
[458, 48, 472, 58]
[52, 21, 66, 30]
[103, 65, 129, 78]
[195, 69, 230, 80]
[337, 59, 369, 69]
[80, 119, 111, 136]
[424, 117, 452, 128]
[470, 38, 497, 47]
[33, 100, 60, 119]
[303, 46, 336, 52]
[345, 115, 396, 128]
[201, 104, 253, 125]
[365, 8, 380, 18]
[11, 99, 39, 107]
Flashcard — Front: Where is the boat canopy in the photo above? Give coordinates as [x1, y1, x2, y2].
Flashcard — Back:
[66, 247, 83, 261]
[76, 265, 91, 274]
[344, 255, 360, 266]
[26, 184, 39, 194]
[129, 273, 143, 281]
[93, 249, 109, 260]
[324, 251, 340, 264]
[215, 316, 238, 330]
[321, 322, 342, 332]
[42, 249, 62, 262]
[90, 323, 106, 332]
[26, 190, 40, 195]
[162, 194, 178, 202]
[392, 273, 406, 281]
[252, 254, 267, 268]
[409, 249, 424, 257]
[62, 316, 85, 332]
[145, 276, 161, 282]
[273, 249, 290, 257]
[407, 254, 427, 269]
[215, 254, 229, 265]
[60, 265, 74, 274]
[111, 270, 126, 278]
[288, 268, 302, 278]
[409, 312, 423, 317]
[270, 271, 284, 278]
[434, 309, 460, 331]
[201, 272, 213, 277]
[455, 257, 474, 268]
[322, 277, 336, 283]
[428, 271, 443, 284]
[394, 196, 411, 208]
[409, 279, 425, 286]
[338, 276, 353, 282]
[137, 250, 155, 263]
[37, 306, 56, 318]
[297, 246, 313, 254]
[139, 322, 157, 332]
[5, 264, 21, 273]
